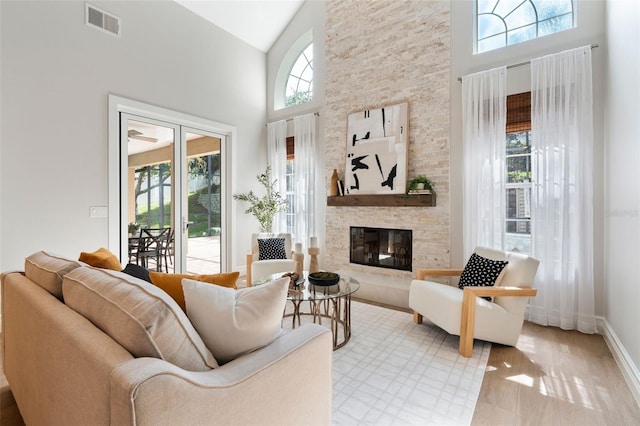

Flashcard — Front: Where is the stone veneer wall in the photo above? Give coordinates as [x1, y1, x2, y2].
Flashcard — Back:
[324, 0, 451, 283]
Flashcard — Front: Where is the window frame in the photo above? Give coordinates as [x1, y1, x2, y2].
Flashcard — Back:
[284, 43, 313, 108]
[285, 136, 296, 235]
[504, 92, 532, 253]
[273, 29, 313, 111]
[475, 0, 575, 54]
[505, 131, 532, 252]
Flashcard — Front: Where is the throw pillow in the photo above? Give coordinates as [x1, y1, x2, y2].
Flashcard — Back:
[149, 271, 240, 311]
[62, 266, 218, 371]
[257, 237, 287, 260]
[183, 276, 289, 364]
[458, 253, 509, 300]
[122, 263, 152, 283]
[78, 247, 122, 271]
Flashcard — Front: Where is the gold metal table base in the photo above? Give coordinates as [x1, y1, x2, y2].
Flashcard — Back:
[284, 294, 353, 350]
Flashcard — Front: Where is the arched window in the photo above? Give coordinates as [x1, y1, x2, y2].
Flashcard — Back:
[476, 0, 574, 53]
[285, 43, 313, 107]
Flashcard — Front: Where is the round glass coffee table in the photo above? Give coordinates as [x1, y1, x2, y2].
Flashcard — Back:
[260, 273, 359, 350]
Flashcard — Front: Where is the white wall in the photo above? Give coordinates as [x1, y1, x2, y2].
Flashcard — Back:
[450, 0, 607, 314]
[0, 0, 266, 271]
[605, 0, 640, 383]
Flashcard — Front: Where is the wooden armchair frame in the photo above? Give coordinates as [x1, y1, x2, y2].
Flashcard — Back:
[413, 268, 537, 358]
[245, 252, 259, 287]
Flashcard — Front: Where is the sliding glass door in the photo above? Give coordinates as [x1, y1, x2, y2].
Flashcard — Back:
[182, 128, 223, 274]
[122, 115, 177, 272]
[119, 113, 225, 274]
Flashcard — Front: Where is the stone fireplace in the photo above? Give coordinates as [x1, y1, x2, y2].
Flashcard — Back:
[322, 1, 451, 309]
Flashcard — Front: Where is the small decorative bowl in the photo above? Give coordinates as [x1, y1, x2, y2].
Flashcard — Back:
[308, 271, 340, 286]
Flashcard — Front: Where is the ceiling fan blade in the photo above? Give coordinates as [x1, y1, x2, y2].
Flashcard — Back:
[128, 129, 158, 143]
[129, 135, 159, 143]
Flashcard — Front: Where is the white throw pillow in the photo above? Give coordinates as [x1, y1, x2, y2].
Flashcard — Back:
[182, 276, 289, 364]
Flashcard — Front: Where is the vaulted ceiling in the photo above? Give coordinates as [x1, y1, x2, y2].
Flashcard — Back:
[175, 0, 305, 52]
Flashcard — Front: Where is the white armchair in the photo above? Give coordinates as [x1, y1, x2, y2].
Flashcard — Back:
[246, 233, 295, 286]
[409, 247, 539, 357]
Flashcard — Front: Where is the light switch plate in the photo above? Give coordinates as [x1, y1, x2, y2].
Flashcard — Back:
[90, 206, 108, 218]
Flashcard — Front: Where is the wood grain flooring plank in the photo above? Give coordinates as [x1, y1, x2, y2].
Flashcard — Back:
[472, 321, 640, 426]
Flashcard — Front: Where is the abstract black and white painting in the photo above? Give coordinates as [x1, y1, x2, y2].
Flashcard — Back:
[344, 102, 408, 195]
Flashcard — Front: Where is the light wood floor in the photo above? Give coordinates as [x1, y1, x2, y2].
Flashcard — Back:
[1, 321, 638, 425]
[472, 321, 640, 425]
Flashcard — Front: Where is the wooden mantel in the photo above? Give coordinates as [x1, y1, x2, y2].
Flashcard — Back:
[326, 193, 435, 207]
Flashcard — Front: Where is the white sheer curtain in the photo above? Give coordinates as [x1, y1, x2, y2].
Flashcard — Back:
[293, 113, 316, 250]
[267, 120, 288, 233]
[462, 67, 507, 258]
[528, 46, 596, 333]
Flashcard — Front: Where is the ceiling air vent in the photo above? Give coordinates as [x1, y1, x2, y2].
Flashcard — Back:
[86, 3, 120, 37]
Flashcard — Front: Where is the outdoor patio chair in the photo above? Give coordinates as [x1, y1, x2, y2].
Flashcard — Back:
[138, 227, 171, 272]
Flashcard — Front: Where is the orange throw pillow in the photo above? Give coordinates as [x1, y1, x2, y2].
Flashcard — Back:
[149, 271, 239, 311]
[79, 247, 122, 271]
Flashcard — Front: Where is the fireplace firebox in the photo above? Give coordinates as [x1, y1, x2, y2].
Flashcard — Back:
[350, 226, 412, 271]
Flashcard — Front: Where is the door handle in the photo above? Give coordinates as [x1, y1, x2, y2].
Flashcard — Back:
[183, 219, 194, 233]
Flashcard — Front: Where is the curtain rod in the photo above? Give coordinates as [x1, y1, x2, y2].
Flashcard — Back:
[266, 111, 320, 126]
[457, 43, 599, 82]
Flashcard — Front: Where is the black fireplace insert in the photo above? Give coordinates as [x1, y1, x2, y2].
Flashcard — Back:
[350, 226, 412, 271]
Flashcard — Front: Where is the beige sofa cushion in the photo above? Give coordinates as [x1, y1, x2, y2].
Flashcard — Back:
[183, 276, 289, 364]
[62, 266, 218, 371]
[24, 251, 83, 300]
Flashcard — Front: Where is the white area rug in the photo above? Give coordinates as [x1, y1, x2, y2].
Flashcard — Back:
[287, 301, 490, 426]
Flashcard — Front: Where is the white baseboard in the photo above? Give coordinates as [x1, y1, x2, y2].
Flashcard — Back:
[597, 316, 640, 407]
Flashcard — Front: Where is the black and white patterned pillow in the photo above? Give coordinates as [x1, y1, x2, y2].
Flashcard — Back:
[458, 253, 509, 297]
[257, 238, 287, 260]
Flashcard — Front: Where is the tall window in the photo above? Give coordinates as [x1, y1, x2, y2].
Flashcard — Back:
[285, 137, 296, 234]
[476, 0, 575, 53]
[285, 43, 313, 107]
[505, 92, 532, 252]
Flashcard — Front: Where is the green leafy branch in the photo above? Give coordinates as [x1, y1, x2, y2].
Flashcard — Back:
[233, 166, 288, 233]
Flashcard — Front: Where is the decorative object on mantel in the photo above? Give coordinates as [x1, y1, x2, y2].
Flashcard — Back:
[308, 236, 320, 273]
[407, 175, 436, 196]
[330, 169, 339, 196]
[233, 166, 287, 232]
[344, 102, 409, 195]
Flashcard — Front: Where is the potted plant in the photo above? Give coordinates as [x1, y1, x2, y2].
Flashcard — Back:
[128, 222, 140, 237]
[233, 166, 288, 233]
[408, 175, 436, 196]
